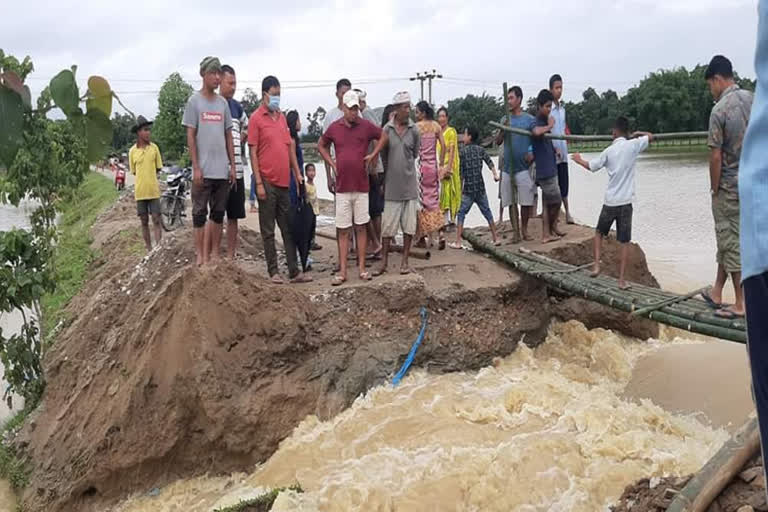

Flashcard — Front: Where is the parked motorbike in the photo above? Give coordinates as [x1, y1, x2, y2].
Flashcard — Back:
[160, 167, 192, 231]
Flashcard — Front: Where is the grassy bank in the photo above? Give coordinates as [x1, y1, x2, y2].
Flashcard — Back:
[41, 172, 118, 339]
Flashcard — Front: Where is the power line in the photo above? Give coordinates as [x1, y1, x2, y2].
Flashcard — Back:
[409, 70, 442, 103]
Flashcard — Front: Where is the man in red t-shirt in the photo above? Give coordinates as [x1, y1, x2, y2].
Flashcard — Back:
[248, 75, 311, 284]
[318, 90, 382, 285]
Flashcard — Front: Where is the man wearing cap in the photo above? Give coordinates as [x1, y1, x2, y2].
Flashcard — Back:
[703, 54, 754, 319]
[182, 56, 237, 266]
[318, 90, 383, 285]
[368, 91, 421, 276]
[128, 115, 163, 251]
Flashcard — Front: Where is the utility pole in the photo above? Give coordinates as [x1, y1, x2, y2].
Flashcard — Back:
[409, 69, 442, 103]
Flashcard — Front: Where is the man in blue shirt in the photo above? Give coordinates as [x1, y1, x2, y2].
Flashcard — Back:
[495, 86, 537, 240]
[531, 89, 566, 243]
[740, 0, 768, 495]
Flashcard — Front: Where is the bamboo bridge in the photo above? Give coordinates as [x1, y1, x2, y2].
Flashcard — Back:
[463, 231, 746, 344]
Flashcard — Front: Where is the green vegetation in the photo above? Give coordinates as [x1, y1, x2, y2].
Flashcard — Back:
[41, 173, 118, 337]
[445, 93, 505, 142]
[153, 72, 194, 162]
[0, 406, 35, 493]
[0, 49, 117, 410]
[212, 485, 303, 512]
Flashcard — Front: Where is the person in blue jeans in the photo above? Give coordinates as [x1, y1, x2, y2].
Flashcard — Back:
[451, 127, 501, 249]
[740, 0, 768, 497]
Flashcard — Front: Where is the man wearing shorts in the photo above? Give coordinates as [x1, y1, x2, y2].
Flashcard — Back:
[496, 85, 536, 240]
[318, 90, 382, 285]
[530, 89, 565, 243]
[368, 91, 420, 276]
[128, 115, 163, 251]
[572, 116, 652, 290]
[182, 56, 237, 266]
[219, 64, 248, 260]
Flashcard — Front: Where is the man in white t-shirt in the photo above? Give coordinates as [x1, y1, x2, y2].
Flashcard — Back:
[572, 116, 653, 290]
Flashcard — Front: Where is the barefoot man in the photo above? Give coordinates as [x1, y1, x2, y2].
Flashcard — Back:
[572, 116, 652, 290]
[182, 56, 237, 265]
[128, 115, 163, 251]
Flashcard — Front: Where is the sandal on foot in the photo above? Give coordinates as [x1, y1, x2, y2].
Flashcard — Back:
[714, 308, 744, 319]
[372, 267, 387, 277]
[331, 275, 346, 286]
[291, 274, 314, 284]
[700, 290, 724, 310]
[400, 267, 414, 275]
[271, 274, 286, 284]
[449, 242, 463, 250]
[359, 272, 373, 281]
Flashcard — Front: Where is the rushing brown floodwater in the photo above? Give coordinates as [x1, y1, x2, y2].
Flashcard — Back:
[115, 322, 742, 512]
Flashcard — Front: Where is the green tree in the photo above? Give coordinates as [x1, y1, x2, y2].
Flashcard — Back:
[241, 87, 260, 117]
[303, 106, 326, 142]
[445, 93, 504, 142]
[111, 112, 135, 154]
[153, 72, 193, 161]
[0, 49, 114, 406]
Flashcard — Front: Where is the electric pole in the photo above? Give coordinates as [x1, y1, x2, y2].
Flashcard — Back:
[409, 69, 442, 103]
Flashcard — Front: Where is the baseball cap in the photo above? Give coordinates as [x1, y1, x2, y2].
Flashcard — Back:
[392, 91, 411, 105]
[343, 90, 360, 108]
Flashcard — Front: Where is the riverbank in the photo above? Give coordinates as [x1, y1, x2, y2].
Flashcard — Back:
[0, 172, 119, 510]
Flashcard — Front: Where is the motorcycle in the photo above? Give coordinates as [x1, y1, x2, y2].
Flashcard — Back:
[114, 165, 127, 191]
[160, 167, 192, 232]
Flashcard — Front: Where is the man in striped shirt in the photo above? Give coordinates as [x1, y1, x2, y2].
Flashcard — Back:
[220, 64, 249, 259]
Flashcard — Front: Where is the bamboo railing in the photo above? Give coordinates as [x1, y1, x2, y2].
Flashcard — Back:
[463, 230, 746, 343]
[489, 121, 708, 142]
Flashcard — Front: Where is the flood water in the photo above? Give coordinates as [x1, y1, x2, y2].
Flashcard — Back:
[2, 153, 753, 511]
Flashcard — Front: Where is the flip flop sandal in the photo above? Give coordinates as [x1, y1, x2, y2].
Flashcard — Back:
[700, 290, 723, 309]
[331, 276, 346, 286]
[449, 242, 463, 250]
[372, 268, 387, 277]
[271, 275, 286, 284]
[359, 272, 373, 281]
[400, 267, 414, 275]
[714, 309, 745, 319]
[291, 274, 314, 284]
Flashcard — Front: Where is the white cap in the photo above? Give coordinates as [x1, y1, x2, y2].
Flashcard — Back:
[392, 91, 411, 105]
[342, 90, 360, 108]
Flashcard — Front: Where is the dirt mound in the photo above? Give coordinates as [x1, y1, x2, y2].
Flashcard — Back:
[611, 456, 768, 511]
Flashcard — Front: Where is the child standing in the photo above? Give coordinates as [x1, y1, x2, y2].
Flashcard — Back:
[304, 163, 321, 251]
[572, 116, 653, 290]
[451, 127, 501, 249]
[530, 89, 566, 243]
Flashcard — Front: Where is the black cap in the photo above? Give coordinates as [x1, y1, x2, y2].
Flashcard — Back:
[705, 55, 734, 80]
[131, 115, 153, 133]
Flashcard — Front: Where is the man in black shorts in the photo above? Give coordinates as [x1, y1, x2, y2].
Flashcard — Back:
[572, 116, 652, 289]
[220, 64, 248, 259]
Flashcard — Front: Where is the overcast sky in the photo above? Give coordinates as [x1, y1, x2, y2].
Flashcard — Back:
[1, 0, 758, 122]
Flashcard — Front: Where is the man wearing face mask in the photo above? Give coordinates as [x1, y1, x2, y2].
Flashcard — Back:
[247, 75, 312, 284]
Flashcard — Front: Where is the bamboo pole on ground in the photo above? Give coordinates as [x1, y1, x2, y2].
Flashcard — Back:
[667, 415, 761, 512]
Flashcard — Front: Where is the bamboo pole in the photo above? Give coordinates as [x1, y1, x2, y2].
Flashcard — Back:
[631, 288, 707, 316]
[489, 121, 708, 142]
[667, 415, 760, 512]
[501, 82, 521, 243]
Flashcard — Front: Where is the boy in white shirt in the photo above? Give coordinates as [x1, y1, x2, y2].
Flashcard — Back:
[572, 116, 653, 290]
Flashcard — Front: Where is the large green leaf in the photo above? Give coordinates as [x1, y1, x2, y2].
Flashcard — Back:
[0, 87, 24, 168]
[86, 76, 112, 117]
[50, 69, 79, 116]
[85, 109, 112, 162]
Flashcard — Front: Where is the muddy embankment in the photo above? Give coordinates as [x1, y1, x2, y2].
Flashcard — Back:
[15, 194, 660, 512]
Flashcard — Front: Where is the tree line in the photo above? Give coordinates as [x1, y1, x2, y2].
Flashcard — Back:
[113, 64, 756, 161]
